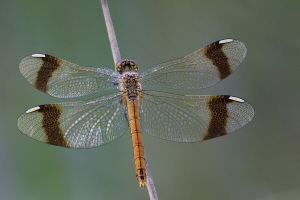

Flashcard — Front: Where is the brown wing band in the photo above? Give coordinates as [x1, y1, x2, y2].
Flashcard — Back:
[38, 104, 70, 147]
[204, 41, 232, 79]
[202, 96, 234, 141]
[34, 55, 61, 92]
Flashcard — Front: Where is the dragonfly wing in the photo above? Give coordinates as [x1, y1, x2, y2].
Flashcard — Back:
[141, 39, 247, 90]
[17, 93, 128, 148]
[19, 54, 119, 98]
[140, 91, 254, 142]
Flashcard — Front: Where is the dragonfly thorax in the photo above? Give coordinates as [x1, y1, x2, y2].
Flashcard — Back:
[120, 72, 141, 100]
[116, 59, 138, 74]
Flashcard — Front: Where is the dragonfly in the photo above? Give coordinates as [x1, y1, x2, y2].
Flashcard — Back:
[18, 38, 254, 188]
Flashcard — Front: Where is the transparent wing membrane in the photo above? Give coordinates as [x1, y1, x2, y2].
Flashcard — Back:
[140, 91, 254, 142]
[141, 39, 247, 90]
[19, 54, 119, 98]
[17, 93, 128, 148]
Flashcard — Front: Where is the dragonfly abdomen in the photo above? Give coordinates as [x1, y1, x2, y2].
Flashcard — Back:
[127, 99, 147, 188]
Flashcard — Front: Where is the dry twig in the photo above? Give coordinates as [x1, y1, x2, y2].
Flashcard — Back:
[100, 1, 158, 199]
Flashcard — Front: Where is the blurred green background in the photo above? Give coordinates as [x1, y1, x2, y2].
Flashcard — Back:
[1, 0, 300, 199]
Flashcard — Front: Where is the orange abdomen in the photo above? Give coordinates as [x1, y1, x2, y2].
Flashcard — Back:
[126, 100, 147, 188]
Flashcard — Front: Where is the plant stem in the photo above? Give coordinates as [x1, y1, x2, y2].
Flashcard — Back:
[100, 1, 158, 200]
[100, 0, 121, 65]
[145, 154, 159, 200]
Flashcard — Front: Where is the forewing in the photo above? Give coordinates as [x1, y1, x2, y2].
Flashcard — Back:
[19, 54, 119, 98]
[141, 39, 247, 90]
[17, 93, 128, 148]
[140, 91, 254, 142]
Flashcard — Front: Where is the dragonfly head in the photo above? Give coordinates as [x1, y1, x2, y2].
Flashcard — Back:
[116, 59, 138, 74]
